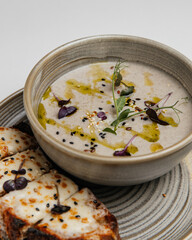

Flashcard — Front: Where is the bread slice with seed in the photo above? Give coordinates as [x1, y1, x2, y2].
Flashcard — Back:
[0, 127, 37, 160]
[0, 148, 52, 196]
[26, 188, 120, 240]
[0, 171, 78, 240]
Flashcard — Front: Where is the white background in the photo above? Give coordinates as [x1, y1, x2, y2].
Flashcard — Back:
[1, 0, 192, 102]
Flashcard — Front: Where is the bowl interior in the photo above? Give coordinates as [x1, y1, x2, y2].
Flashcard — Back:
[24, 35, 192, 162]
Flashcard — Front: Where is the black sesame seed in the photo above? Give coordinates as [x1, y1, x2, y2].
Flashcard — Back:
[4, 171, 8, 175]
[30, 156, 35, 159]
[56, 131, 59, 135]
[102, 84, 106, 87]
[85, 144, 89, 147]
[101, 136, 105, 139]
[75, 215, 80, 218]
[10, 157, 14, 160]
[56, 179, 61, 183]
[98, 107, 103, 110]
[122, 122, 126, 126]
[94, 144, 98, 147]
[59, 219, 64, 222]
[36, 208, 40, 211]
[69, 142, 74, 145]
[46, 203, 50, 208]
[101, 78, 105, 81]
[31, 215, 34, 217]
[100, 91, 104, 93]
[111, 105, 115, 108]
[82, 117, 88, 122]
[54, 194, 58, 200]
[135, 98, 141, 100]
[74, 201, 78, 205]
[1, 137, 5, 141]
[99, 133, 102, 136]
[90, 142, 94, 145]
[62, 139, 66, 142]
[90, 148, 96, 153]
[15, 140, 19, 143]
[91, 138, 96, 141]
[43, 226, 47, 228]
[28, 168, 33, 171]
[93, 200, 97, 204]
[80, 133, 84, 137]
[50, 218, 54, 221]
[143, 117, 148, 121]
[131, 118, 135, 121]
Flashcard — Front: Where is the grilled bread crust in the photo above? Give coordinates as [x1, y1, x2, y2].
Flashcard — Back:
[0, 126, 120, 240]
[26, 212, 120, 240]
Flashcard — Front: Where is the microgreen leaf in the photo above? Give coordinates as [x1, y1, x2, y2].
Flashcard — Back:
[146, 108, 169, 125]
[113, 134, 137, 156]
[114, 72, 122, 86]
[58, 106, 77, 119]
[120, 86, 134, 97]
[111, 108, 134, 130]
[118, 108, 134, 121]
[103, 128, 117, 135]
[116, 96, 126, 113]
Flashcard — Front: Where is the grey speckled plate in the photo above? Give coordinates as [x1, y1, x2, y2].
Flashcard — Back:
[1, 89, 192, 240]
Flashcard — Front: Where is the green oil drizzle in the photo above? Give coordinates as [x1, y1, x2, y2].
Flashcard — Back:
[38, 103, 57, 130]
[131, 122, 160, 142]
[42, 87, 51, 100]
[64, 79, 103, 99]
[127, 144, 138, 154]
[150, 143, 163, 152]
[158, 113, 178, 127]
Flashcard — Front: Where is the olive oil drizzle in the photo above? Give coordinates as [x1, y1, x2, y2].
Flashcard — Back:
[38, 103, 126, 151]
[150, 143, 163, 152]
[131, 122, 160, 142]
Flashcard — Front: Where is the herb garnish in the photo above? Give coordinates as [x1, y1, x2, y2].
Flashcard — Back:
[113, 134, 137, 156]
[52, 88, 77, 119]
[58, 106, 77, 119]
[103, 62, 183, 134]
[3, 159, 28, 193]
[51, 185, 71, 215]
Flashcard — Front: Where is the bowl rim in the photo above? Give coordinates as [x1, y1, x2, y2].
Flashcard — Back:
[24, 34, 192, 165]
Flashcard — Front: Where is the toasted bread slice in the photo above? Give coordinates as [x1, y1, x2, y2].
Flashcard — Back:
[0, 127, 36, 159]
[26, 188, 120, 240]
[0, 148, 52, 195]
[0, 171, 78, 240]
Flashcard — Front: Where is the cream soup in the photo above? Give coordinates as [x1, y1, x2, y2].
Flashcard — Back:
[38, 62, 192, 156]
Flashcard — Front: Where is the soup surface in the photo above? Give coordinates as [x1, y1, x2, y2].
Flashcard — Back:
[38, 61, 192, 156]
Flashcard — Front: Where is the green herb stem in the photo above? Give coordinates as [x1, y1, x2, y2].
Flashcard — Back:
[112, 74, 119, 119]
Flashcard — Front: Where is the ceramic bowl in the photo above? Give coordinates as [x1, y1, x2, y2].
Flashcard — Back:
[24, 35, 192, 186]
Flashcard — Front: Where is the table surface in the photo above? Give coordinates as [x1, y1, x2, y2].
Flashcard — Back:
[1, 0, 192, 102]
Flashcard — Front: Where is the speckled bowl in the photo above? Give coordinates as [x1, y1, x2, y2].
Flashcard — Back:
[24, 35, 192, 186]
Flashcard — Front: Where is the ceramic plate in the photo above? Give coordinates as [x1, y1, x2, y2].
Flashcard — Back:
[1, 89, 192, 240]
